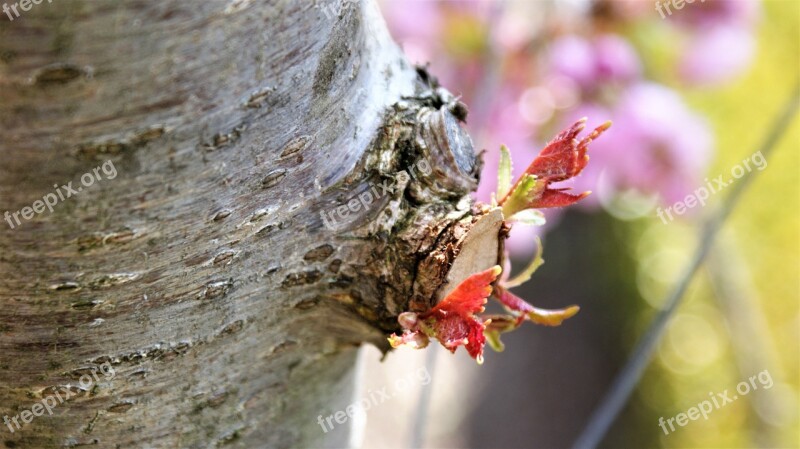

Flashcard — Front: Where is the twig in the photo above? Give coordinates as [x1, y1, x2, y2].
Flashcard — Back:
[572, 84, 800, 449]
[707, 238, 782, 447]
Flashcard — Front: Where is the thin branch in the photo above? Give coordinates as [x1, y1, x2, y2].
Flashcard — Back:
[572, 84, 800, 449]
[707, 238, 782, 447]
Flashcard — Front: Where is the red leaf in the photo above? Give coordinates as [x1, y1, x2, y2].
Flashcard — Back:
[526, 118, 610, 183]
[427, 265, 502, 317]
[417, 266, 501, 364]
[498, 119, 610, 210]
[419, 314, 488, 363]
[389, 266, 500, 363]
[528, 189, 591, 209]
[525, 119, 590, 182]
[384, 266, 499, 364]
[427, 314, 470, 351]
[465, 317, 488, 362]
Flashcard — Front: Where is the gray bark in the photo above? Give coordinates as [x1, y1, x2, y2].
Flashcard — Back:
[0, 1, 499, 447]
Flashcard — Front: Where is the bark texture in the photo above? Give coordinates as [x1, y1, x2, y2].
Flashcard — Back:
[0, 1, 499, 448]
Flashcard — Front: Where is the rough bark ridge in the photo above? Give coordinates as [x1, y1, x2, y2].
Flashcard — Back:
[0, 1, 500, 447]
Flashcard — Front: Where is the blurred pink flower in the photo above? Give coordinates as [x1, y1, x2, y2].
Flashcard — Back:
[594, 35, 641, 84]
[547, 34, 641, 90]
[380, 0, 442, 42]
[569, 83, 713, 207]
[679, 25, 756, 85]
[379, 0, 495, 101]
[379, 0, 444, 77]
[672, 0, 759, 27]
[492, 13, 536, 52]
[672, 0, 760, 85]
[548, 36, 597, 88]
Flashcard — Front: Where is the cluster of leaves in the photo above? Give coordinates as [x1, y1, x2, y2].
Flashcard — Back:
[389, 118, 611, 363]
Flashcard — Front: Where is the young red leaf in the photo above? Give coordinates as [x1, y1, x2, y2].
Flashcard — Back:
[527, 119, 586, 181]
[388, 266, 502, 364]
[528, 188, 591, 209]
[429, 265, 502, 316]
[498, 118, 611, 211]
[424, 314, 487, 361]
[495, 286, 580, 327]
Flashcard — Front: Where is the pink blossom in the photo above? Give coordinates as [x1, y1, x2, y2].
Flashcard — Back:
[672, 0, 759, 28]
[679, 25, 756, 85]
[568, 84, 713, 208]
[547, 34, 641, 90]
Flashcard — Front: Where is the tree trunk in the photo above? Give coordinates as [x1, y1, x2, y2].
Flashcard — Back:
[0, 1, 499, 447]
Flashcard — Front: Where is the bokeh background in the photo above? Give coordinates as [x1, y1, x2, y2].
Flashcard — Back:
[356, 1, 799, 448]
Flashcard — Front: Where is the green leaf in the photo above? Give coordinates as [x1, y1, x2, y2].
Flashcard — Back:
[483, 315, 518, 353]
[525, 305, 580, 326]
[504, 236, 545, 288]
[485, 329, 505, 352]
[501, 174, 546, 218]
[497, 145, 513, 200]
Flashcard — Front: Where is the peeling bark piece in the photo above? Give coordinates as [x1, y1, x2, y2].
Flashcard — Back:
[436, 208, 504, 301]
